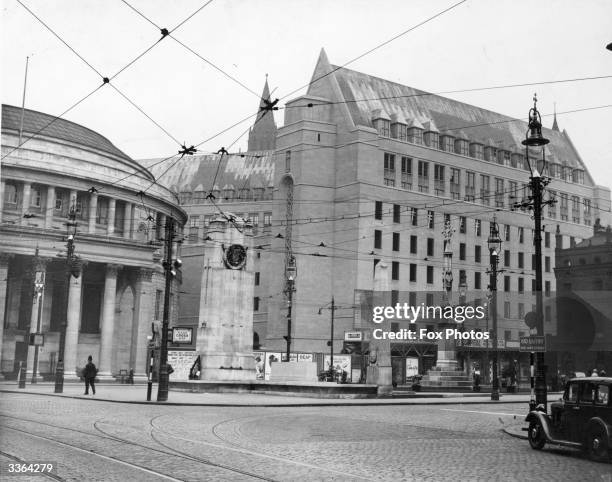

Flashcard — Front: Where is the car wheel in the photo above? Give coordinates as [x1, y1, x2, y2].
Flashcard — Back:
[528, 421, 546, 450]
[586, 426, 610, 462]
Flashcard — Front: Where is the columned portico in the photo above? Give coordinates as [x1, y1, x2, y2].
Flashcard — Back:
[98, 264, 120, 379]
[124, 202, 133, 239]
[20, 182, 31, 225]
[63, 264, 83, 380]
[45, 186, 55, 229]
[88, 192, 98, 233]
[107, 198, 116, 235]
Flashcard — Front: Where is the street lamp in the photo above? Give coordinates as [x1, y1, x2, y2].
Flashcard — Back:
[487, 218, 502, 401]
[31, 253, 46, 384]
[520, 94, 552, 412]
[318, 297, 336, 378]
[55, 206, 78, 393]
[284, 257, 297, 362]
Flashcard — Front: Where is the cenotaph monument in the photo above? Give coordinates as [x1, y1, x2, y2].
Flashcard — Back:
[195, 214, 256, 380]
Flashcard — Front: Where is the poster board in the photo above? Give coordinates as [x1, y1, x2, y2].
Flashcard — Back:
[323, 354, 352, 382]
[167, 350, 199, 381]
[405, 357, 419, 382]
[253, 351, 265, 380]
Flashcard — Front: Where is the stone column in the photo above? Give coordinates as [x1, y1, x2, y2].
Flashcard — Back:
[20, 182, 31, 225]
[107, 198, 116, 235]
[26, 257, 49, 381]
[123, 202, 133, 239]
[88, 192, 98, 233]
[62, 264, 83, 380]
[45, 186, 55, 229]
[98, 264, 120, 379]
[0, 253, 12, 378]
[0, 179, 5, 224]
[130, 268, 153, 381]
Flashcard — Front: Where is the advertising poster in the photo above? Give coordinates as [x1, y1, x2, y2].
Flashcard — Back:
[405, 357, 419, 382]
[264, 352, 281, 381]
[253, 351, 265, 380]
[167, 350, 198, 381]
[324, 355, 352, 382]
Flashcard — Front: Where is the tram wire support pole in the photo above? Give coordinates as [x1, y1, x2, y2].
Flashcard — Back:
[157, 217, 175, 402]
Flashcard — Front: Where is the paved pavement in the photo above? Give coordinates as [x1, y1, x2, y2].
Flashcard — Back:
[1, 391, 609, 481]
[0, 382, 548, 407]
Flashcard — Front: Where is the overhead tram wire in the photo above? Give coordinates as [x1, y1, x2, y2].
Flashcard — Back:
[120, 0, 260, 100]
[8, 0, 212, 160]
[277, 0, 469, 102]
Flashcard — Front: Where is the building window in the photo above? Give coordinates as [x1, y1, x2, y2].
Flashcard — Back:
[30, 185, 42, 208]
[408, 127, 423, 144]
[518, 252, 524, 269]
[545, 232, 550, 248]
[504, 276, 510, 292]
[410, 235, 417, 254]
[255, 272, 260, 285]
[374, 230, 382, 249]
[504, 250, 510, 267]
[410, 263, 417, 282]
[495, 178, 504, 208]
[475, 219, 481, 237]
[384, 153, 395, 186]
[504, 302, 511, 318]
[465, 171, 475, 201]
[426, 266, 434, 284]
[285, 150, 291, 172]
[434, 164, 445, 195]
[373, 258, 380, 275]
[393, 204, 401, 223]
[254, 297, 260, 311]
[459, 243, 466, 261]
[480, 175, 490, 205]
[518, 303, 525, 319]
[411, 208, 418, 226]
[427, 211, 434, 229]
[392, 261, 400, 281]
[518, 227, 524, 243]
[375, 201, 383, 220]
[470, 143, 484, 160]
[455, 138, 469, 156]
[545, 280, 551, 297]
[441, 136, 454, 152]
[401, 156, 412, 189]
[474, 272, 481, 290]
[427, 238, 434, 257]
[459, 216, 466, 234]
[4, 182, 18, 204]
[418, 161, 429, 193]
[518, 277, 524, 293]
[424, 131, 439, 149]
[263, 212, 272, 230]
[391, 290, 399, 306]
[504, 224, 510, 242]
[450, 168, 460, 199]
[96, 197, 109, 225]
[392, 232, 400, 252]
[545, 256, 550, 272]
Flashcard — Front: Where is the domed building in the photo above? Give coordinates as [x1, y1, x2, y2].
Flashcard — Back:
[0, 104, 186, 381]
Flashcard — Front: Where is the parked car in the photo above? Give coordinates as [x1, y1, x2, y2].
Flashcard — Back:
[525, 377, 611, 462]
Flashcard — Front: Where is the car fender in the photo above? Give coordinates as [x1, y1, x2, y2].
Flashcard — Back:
[585, 417, 612, 445]
[525, 411, 553, 441]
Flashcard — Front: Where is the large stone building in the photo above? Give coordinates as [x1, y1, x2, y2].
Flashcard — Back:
[152, 50, 611, 383]
[0, 104, 186, 380]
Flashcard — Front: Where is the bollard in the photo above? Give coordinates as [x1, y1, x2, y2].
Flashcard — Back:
[147, 381, 152, 401]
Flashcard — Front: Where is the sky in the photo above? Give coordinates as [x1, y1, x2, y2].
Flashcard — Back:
[2, 0, 612, 185]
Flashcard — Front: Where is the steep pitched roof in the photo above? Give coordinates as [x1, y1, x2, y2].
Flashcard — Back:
[308, 62, 586, 169]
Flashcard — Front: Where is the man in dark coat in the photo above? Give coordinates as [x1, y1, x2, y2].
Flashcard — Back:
[83, 355, 97, 395]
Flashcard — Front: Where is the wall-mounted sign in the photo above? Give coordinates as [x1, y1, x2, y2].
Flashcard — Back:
[172, 327, 193, 344]
[344, 331, 363, 341]
[29, 333, 44, 346]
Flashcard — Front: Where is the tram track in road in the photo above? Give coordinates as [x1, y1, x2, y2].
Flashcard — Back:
[0, 413, 275, 481]
[0, 449, 65, 481]
[150, 413, 371, 481]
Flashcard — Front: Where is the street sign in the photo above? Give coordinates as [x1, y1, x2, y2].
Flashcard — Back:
[344, 331, 362, 341]
[520, 335, 546, 352]
[171, 327, 193, 344]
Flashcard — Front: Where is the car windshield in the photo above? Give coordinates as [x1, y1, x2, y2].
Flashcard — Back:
[579, 382, 596, 403]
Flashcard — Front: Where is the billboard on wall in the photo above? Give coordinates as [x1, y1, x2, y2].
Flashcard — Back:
[405, 357, 419, 382]
[324, 355, 352, 382]
[253, 351, 265, 379]
[167, 350, 199, 381]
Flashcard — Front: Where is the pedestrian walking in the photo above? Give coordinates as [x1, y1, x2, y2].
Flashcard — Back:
[83, 355, 97, 395]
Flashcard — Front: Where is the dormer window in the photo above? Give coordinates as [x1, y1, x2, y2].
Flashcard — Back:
[424, 131, 439, 149]
[572, 169, 584, 184]
[391, 121, 407, 141]
[511, 153, 522, 169]
[440, 135, 454, 152]
[484, 145, 497, 162]
[469, 142, 484, 160]
[408, 127, 423, 145]
[372, 111, 391, 137]
[454, 138, 469, 156]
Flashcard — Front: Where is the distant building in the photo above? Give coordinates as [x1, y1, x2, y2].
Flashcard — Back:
[552, 220, 612, 376]
[0, 104, 186, 380]
[154, 51, 611, 383]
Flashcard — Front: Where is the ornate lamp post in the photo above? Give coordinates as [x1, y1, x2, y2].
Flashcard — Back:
[516, 94, 553, 412]
[284, 256, 297, 362]
[487, 218, 502, 401]
[31, 252, 46, 384]
[55, 206, 79, 393]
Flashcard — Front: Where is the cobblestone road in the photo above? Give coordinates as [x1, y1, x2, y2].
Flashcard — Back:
[0, 392, 610, 481]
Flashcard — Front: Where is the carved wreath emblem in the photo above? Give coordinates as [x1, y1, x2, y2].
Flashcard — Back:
[223, 244, 247, 270]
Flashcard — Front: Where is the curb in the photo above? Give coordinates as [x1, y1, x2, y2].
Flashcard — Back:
[1, 389, 533, 408]
[503, 424, 528, 440]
